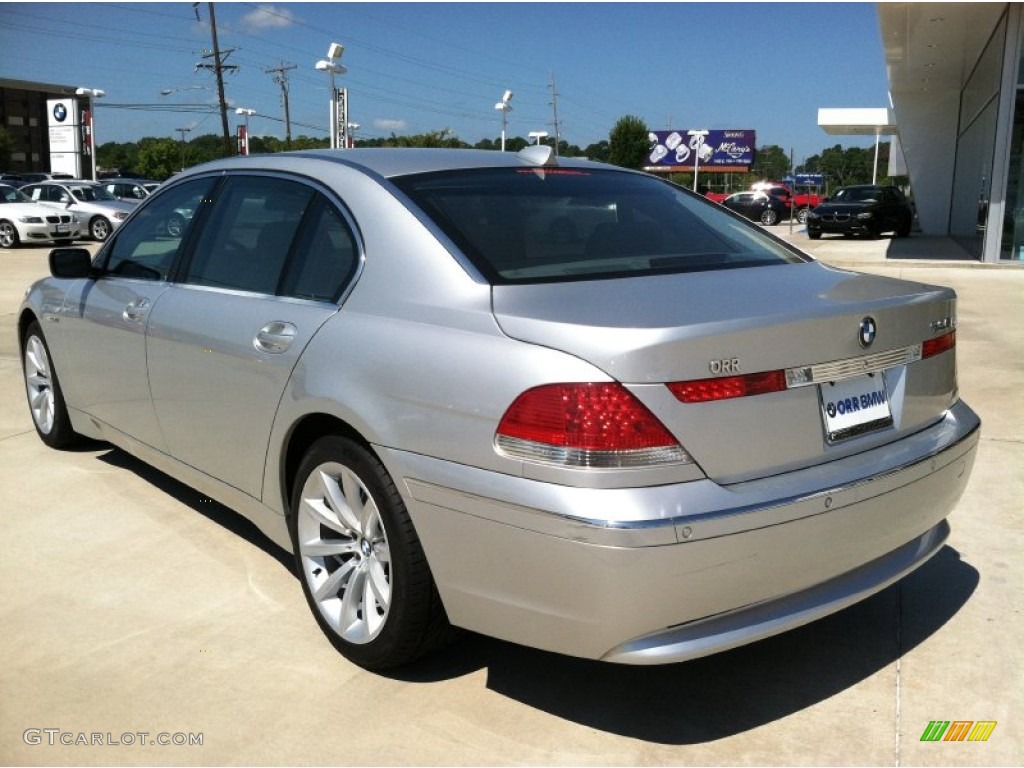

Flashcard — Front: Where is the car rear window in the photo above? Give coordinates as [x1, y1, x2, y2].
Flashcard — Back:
[392, 168, 806, 284]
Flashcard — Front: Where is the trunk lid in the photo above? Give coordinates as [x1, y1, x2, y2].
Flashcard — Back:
[492, 262, 959, 483]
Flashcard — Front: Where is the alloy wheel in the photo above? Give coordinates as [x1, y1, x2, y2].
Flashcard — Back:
[0, 221, 17, 248]
[24, 335, 55, 435]
[296, 461, 392, 644]
[91, 217, 110, 241]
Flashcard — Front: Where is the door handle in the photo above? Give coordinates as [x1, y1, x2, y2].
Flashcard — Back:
[254, 321, 297, 354]
[122, 297, 150, 323]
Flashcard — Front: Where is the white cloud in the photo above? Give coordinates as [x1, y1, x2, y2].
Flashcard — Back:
[374, 118, 408, 133]
[241, 4, 296, 31]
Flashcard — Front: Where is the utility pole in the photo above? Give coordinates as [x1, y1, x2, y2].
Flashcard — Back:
[195, 2, 237, 158]
[548, 73, 562, 157]
[175, 127, 192, 171]
[265, 61, 297, 149]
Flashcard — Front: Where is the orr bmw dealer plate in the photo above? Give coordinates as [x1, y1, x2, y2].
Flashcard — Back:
[820, 372, 894, 443]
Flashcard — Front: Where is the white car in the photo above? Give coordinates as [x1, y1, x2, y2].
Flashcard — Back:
[20, 181, 135, 241]
[0, 183, 81, 248]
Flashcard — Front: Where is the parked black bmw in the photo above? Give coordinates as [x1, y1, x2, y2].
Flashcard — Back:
[721, 190, 790, 226]
[806, 184, 913, 239]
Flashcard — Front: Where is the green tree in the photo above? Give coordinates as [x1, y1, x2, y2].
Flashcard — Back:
[97, 141, 140, 175]
[376, 129, 469, 148]
[607, 115, 650, 169]
[749, 144, 790, 182]
[136, 138, 183, 180]
[582, 140, 611, 163]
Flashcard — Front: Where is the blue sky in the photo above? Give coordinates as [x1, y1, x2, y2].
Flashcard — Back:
[0, 2, 890, 161]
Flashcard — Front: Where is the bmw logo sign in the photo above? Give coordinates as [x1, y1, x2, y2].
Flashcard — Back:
[53, 103, 67, 122]
[859, 316, 877, 348]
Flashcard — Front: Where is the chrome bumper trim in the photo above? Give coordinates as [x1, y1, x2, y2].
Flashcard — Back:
[602, 520, 949, 664]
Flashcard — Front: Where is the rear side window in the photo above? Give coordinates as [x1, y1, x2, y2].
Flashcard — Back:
[393, 168, 805, 284]
[182, 175, 358, 301]
[185, 176, 315, 294]
[278, 197, 359, 302]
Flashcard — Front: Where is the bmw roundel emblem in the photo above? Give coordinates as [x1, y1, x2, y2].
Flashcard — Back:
[859, 316, 877, 348]
[53, 103, 67, 122]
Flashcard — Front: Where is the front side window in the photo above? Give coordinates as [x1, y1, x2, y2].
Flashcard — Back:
[101, 177, 215, 281]
[394, 168, 806, 283]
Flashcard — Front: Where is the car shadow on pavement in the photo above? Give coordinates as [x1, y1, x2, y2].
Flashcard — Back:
[94, 445, 978, 745]
[393, 546, 978, 745]
[95, 446, 294, 572]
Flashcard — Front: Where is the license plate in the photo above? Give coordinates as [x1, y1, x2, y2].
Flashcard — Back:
[55, 224, 70, 233]
[819, 373, 893, 443]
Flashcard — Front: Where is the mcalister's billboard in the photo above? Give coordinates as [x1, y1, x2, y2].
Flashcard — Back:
[645, 129, 755, 173]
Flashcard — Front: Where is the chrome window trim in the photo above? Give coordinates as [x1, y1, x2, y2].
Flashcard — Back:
[163, 169, 366, 306]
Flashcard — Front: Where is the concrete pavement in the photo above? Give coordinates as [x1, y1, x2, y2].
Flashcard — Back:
[0, 230, 1020, 766]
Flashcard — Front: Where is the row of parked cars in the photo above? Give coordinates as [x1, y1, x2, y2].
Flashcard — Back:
[0, 175, 160, 248]
[716, 182, 914, 239]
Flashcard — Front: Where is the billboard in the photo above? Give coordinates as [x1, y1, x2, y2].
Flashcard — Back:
[645, 129, 755, 173]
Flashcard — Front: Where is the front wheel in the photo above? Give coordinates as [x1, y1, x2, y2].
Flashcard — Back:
[796, 208, 810, 226]
[808, 230, 822, 240]
[90, 216, 111, 241]
[0, 220, 19, 249]
[896, 216, 912, 238]
[22, 321, 80, 448]
[760, 209, 779, 226]
[165, 212, 186, 237]
[290, 436, 452, 670]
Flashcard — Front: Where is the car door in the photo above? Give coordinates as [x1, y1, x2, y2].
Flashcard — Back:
[58, 177, 216, 450]
[146, 174, 359, 498]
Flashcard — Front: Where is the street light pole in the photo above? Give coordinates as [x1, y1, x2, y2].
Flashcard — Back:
[75, 87, 105, 181]
[315, 43, 346, 149]
[494, 90, 513, 151]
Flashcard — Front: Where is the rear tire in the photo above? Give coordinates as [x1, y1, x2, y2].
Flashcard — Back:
[290, 435, 452, 670]
[22, 321, 80, 449]
[760, 209, 779, 226]
[797, 208, 810, 226]
[896, 217, 912, 238]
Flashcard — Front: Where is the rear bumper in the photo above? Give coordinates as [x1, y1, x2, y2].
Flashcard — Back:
[382, 400, 980, 663]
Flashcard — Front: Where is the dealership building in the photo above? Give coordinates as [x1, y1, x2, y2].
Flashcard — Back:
[822, 3, 1024, 263]
[0, 77, 100, 179]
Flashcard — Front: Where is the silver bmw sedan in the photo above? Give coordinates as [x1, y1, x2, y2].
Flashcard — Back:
[18, 147, 979, 670]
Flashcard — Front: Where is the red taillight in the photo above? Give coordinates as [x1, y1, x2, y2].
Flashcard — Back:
[495, 383, 689, 468]
[667, 370, 788, 404]
[922, 330, 955, 359]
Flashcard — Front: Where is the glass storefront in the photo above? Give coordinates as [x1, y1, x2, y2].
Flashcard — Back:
[951, 13, 1005, 259]
[1000, 30, 1024, 259]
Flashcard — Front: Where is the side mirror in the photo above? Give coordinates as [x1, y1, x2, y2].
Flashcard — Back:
[49, 248, 94, 279]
